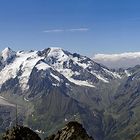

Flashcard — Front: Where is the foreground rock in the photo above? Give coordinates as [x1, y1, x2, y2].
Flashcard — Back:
[132, 133, 140, 140]
[45, 121, 94, 140]
[2, 125, 41, 140]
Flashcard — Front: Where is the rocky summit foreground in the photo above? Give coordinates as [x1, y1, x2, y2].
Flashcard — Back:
[2, 125, 41, 140]
[45, 121, 94, 140]
[2, 122, 93, 140]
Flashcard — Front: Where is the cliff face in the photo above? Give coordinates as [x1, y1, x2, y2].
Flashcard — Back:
[45, 121, 94, 140]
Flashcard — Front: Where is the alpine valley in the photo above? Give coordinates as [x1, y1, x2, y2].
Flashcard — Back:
[0, 47, 140, 140]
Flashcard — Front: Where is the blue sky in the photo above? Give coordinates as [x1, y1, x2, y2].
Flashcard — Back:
[0, 0, 140, 56]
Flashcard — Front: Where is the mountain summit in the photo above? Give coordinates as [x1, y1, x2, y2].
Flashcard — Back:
[1, 47, 16, 62]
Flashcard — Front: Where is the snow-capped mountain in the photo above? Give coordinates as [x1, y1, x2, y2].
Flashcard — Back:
[0, 47, 121, 93]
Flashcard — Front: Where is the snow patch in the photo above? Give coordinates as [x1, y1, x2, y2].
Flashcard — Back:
[91, 72, 109, 83]
[24, 97, 29, 102]
[74, 71, 80, 76]
[36, 62, 51, 71]
[65, 118, 68, 122]
[66, 77, 95, 87]
[125, 70, 131, 77]
[35, 129, 44, 134]
[66, 83, 70, 86]
[72, 56, 90, 69]
[50, 73, 61, 82]
[52, 83, 60, 86]
[103, 68, 121, 79]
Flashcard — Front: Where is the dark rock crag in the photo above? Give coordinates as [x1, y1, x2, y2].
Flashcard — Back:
[2, 125, 41, 140]
[45, 121, 94, 140]
[132, 133, 140, 140]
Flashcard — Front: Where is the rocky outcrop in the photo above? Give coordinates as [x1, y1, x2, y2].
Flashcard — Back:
[45, 121, 94, 140]
[2, 125, 41, 140]
[132, 133, 140, 140]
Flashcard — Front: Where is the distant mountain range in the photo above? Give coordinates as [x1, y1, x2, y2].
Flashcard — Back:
[0, 47, 140, 140]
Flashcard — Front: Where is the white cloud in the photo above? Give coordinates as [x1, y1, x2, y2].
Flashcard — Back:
[43, 28, 89, 33]
[43, 29, 64, 33]
[93, 52, 140, 68]
[67, 28, 89, 32]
